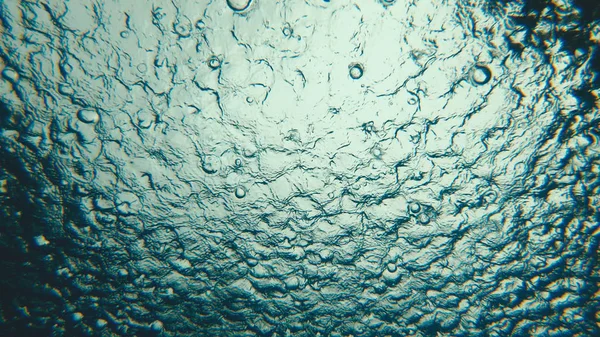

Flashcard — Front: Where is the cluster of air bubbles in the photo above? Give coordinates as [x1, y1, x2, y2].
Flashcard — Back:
[349, 63, 364, 79]
[470, 64, 492, 85]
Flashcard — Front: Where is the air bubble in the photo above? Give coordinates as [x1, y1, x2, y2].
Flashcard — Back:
[471, 65, 491, 85]
[137, 63, 148, 73]
[137, 110, 153, 129]
[173, 17, 193, 38]
[235, 186, 246, 198]
[371, 147, 382, 158]
[349, 63, 364, 79]
[96, 319, 108, 329]
[58, 83, 74, 95]
[417, 213, 430, 225]
[196, 20, 206, 30]
[72, 312, 84, 322]
[2, 67, 19, 83]
[119, 30, 130, 38]
[150, 320, 164, 331]
[227, 0, 252, 11]
[282, 26, 293, 37]
[208, 56, 221, 69]
[246, 96, 254, 103]
[202, 155, 221, 174]
[235, 158, 243, 167]
[409, 203, 421, 213]
[407, 94, 418, 105]
[77, 109, 99, 124]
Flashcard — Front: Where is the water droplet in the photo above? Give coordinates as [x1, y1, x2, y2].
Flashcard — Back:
[471, 65, 491, 85]
[409, 202, 421, 213]
[235, 186, 246, 198]
[227, 0, 252, 11]
[77, 109, 99, 124]
[208, 56, 221, 69]
[349, 63, 364, 79]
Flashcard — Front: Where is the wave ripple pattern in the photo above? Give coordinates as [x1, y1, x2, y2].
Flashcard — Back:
[1, 0, 599, 336]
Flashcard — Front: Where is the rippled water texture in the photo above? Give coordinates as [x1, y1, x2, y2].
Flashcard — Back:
[1, 0, 599, 336]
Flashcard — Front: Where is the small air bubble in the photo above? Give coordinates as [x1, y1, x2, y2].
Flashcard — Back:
[2, 67, 19, 83]
[202, 155, 220, 174]
[72, 312, 84, 322]
[137, 63, 148, 73]
[235, 186, 247, 198]
[282, 26, 293, 37]
[349, 63, 364, 79]
[208, 56, 221, 69]
[77, 109, 99, 124]
[173, 18, 192, 38]
[58, 83, 74, 95]
[119, 30, 130, 38]
[96, 319, 108, 329]
[227, 0, 252, 11]
[417, 213, 430, 225]
[196, 20, 206, 30]
[471, 65, 492, 85]
[407, 94, 418, 105]
[150, 320, 164, 331]
[409, 202, 421, 214]
[371, 147, 382, 158]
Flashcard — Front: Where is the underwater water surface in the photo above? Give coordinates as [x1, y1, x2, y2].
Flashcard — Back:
[0, 0, 599, 336]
